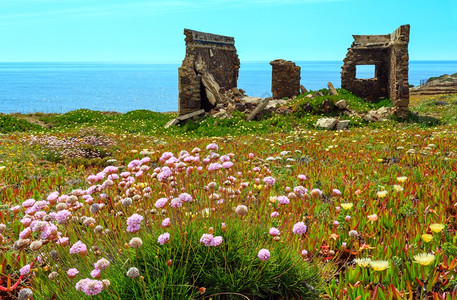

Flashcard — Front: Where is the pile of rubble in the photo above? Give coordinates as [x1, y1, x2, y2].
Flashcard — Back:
[166, 81, 396, 130]
[165, 87, 295, 128]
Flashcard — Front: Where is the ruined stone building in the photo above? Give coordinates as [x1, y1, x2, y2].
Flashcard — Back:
[178, 29, 240, 115]
[341, 25, 410, 118]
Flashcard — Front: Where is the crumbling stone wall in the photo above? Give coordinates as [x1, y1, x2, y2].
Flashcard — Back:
[178, 29, 240, 115]
[270, 59, 301, 99]
[341, 25, 410, 118]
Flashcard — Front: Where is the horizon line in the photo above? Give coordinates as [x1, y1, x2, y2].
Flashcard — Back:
[1, 59, 457, 64]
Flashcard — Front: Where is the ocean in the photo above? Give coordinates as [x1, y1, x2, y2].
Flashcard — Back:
[0, 61, 456, 114]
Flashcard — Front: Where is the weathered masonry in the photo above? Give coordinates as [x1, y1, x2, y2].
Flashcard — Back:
[178, 29, 240, 115]
[341, 25, 410, 118]
[270, 59, 301, 99]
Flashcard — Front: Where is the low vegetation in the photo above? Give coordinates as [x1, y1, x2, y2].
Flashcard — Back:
[1, 91, 457, 299]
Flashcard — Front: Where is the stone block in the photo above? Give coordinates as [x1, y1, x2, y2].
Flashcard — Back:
[315, 118, 338, 130]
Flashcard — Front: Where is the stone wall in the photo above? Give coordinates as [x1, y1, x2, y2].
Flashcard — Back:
[178, 29, 240, 115]
[270, 59, 301, 99]
[341, 25, 410, 118]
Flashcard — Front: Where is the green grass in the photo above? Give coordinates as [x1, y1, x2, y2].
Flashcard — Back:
[0, 114, 42, 133]
[106, 219, 321, 300]
[2, 90, 456, 138]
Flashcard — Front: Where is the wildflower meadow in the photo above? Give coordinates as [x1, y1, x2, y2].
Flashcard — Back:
[1, 91, 457, 299]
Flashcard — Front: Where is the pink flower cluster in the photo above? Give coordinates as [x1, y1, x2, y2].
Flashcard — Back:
[158, 232, 170, 245]
[200, 233, 223, 247]
[75, 278, 104, 296]
[263, 176, 276, 186]
[70, 241, 88, 255]
[126, 213, 143, 233]
[292, 222, 307, 235]
[257, 249, 270, 261]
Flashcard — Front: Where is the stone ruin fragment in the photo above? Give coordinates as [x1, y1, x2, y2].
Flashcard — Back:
[341, 25, 410, 118]
[270, 59, 301, 99]
[178, 29, 240, 116]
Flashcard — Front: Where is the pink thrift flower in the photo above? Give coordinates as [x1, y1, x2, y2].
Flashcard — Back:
[75, 278, 104, 296]
[67, 268, 79, 278]
[126, 213, 144, 233]
[269, 227, 280, 237]
[298, 174, 307, 181]
[208, 163, 222, 171]
[293, 186, 308, 196]
[270, 211, 279, 218]
[219, 155, 230, 162]
[94, 258, 110, 270]
[301, 250, 308, 257]
[162, 218, 171, 227]
[20, 264, 31, 276]
[277, 196, 290, 205]
[263, 176, 276, 186]
[19, 227, 32, 239]
[158, 232, 170, 245]
[257, 249, 270, 261]
[90, 269, 101, 279]
[22, 199, 36, 208]
[47, 191, 59, 202]
[200, 233, 214, 247]
[70, 241, 88, 255]
[332, 189, 342, 196]
[56, 210, 71, 224]
[155, 198, 168, 208]
[248, 153, 255, 159]
[178, 193, 192, 202]
[222, 162, 233, 169]
[57, 237, 70, 246]
[10, 205, 21, 214]
[292, 222, 307, 235]
[20, 217, 32, 227]
[206, 143, 218, 150]
[170, 198, 183, 208]
[210, 236, 223, 247]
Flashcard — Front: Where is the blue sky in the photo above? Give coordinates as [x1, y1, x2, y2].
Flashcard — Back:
[1, 0, 456, 62]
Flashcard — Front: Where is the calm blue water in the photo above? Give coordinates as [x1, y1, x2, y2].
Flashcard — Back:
[0, 61, 456, 113]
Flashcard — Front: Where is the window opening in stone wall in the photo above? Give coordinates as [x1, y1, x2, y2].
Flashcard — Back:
[356, 65, 376, 79]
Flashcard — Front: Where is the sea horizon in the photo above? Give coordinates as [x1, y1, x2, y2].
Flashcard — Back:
[1, 60, 456, 114]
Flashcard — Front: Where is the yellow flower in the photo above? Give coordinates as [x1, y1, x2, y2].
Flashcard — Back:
[421, 233, 433, 243]
[397, 176, 408, 182]
[369, 260, 390, 271]
[430, 223, 445, 233]
[341, 202, 353, 210]
[414, 253, 435, 266]
[376, 190, 388, 198]
[393, 185, 404, 192]
[354, 258, 372, 267]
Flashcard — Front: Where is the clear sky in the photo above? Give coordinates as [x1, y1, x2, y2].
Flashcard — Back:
[1, 0, 456, 62]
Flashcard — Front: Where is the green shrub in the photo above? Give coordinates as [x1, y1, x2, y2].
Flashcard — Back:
[109, 219, 321, 299]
